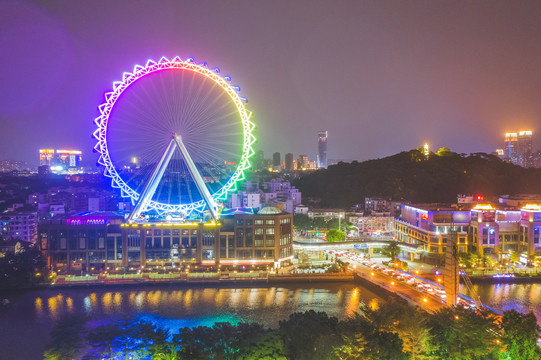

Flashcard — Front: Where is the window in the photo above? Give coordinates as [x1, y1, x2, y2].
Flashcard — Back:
[245, 219, 253, 226]
[79, 238, 86, 249]
[280, 234, 291, 246]
[482, 228, 488, 245]
[236, 219, 244, 225]
[534, 228, 539, 244]
[280, 247, 292, 258]
[266, 228, 275, 235]
[266, 219, 275, 225]
[203, 232, 214, 246]
[236, 229, 244, 248]
[154, 229, 161, 236]
[254, 228, 264, 237]
[220, 235, 227, 258]
[254, 219, 264, 225]
[245, 229, 253, 247]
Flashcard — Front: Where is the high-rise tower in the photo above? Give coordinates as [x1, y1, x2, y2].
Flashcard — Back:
[285, 153, 294, 171]
[504, 131, 533, 167]
[317, 131, 328, 168]
[517, 131, 533, 167]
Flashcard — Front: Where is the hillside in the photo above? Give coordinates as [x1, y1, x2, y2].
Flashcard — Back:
[293, 150, 541, 208]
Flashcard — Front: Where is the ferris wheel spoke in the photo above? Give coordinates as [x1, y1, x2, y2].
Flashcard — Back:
[96, 58, 253, 219]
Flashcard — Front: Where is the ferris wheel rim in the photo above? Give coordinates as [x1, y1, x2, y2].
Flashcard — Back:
[93, 56, 255, 215]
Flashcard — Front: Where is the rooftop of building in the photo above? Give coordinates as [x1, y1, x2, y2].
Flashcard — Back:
[404, 203, 473, 212]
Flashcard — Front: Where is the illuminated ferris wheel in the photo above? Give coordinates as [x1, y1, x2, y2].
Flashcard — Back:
[93, 56, 255, 222]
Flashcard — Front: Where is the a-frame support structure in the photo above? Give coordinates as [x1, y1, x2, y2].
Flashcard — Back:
[127, 134, 219, 223]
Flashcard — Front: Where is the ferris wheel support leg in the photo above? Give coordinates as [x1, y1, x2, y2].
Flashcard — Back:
[173, 135, 219, 222]
[127, 139, 177, 223]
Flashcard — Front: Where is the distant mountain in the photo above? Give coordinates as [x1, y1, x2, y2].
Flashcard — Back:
[293, 149, 541, 208]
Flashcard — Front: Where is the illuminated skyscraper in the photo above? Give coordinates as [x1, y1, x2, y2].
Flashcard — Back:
[317, 131, 327, 168]
[504, 132, 517, 162]
[38, 149, 82, 172]
[297, 155, 309, 170]
[504, 131, 533, 167]
[517, 131, 533, 167]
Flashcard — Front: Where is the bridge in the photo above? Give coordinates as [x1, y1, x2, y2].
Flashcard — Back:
[293, 238, 424, 258]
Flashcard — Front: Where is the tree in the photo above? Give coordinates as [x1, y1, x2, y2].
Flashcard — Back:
[500, 310, 541, 360]
[428, 307, 500, 360]
[173, 322, 265, 360]
[238, 332, 288, 360]
[338, 309, 407, 360]
[436, 147, 453, 156]
[0, 242, 48, 289]
[333, 333, 367, 360]
[43, 314, 88, 360]
[279, 310, 341, 360]
[293, 214, 312, 230]
[87, 323, 123, 359]
[326, 229, 345, 242]
[382, 242, 400, 261]
[312, 217, 327, 230]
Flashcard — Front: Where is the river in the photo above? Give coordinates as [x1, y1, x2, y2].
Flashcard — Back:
[1, 281, 539, 360]
[462, 282, 541, 319]
[0, 283, 381, 360]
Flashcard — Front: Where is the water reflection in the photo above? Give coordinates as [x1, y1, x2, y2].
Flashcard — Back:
[26, 284, 388, 326]
[462, 282, 541, 322]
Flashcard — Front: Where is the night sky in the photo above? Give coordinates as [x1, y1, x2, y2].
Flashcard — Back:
[1, 0, 541, 164]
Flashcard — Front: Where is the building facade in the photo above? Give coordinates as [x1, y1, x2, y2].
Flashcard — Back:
[317, 131, 327, 168]
[1, 211, 38, 243]
[395, 203, 541, 260]
[40, 208, 293, 273]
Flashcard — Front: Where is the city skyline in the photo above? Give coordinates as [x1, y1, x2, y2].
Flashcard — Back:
[2, 1, 541, 164]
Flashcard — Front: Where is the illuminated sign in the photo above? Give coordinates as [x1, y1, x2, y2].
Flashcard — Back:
[420, 213, 428, 220]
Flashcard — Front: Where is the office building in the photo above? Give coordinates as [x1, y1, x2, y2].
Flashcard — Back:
[272, 152, 280, 167]
[285, 153, 294, 171]
[395, 204, 470, 257]
[395, 202, 541, 260]
[39, 149, 83, 173]
[317, 131, 328, 168]
[39, 209, 293, 272]
[297, 155, 309, 170]
[504, 131, 534, 167]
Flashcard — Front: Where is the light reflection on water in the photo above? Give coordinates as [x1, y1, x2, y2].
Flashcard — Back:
[30, 284, 376, 325]
[0, 284, 382, 359]
[461, 283, 541, 324]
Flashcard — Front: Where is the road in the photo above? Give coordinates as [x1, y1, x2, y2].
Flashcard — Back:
[337, 253, 447, 313]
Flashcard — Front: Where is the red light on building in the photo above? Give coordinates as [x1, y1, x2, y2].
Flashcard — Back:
[476, 195, 484, 201]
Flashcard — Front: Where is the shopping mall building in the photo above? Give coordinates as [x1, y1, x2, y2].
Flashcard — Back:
[395, 203, 541, 261]
[39, 207, 293, 273]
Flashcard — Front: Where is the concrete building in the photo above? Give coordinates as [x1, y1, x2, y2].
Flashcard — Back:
[394, 204, 470, 256]
[364, 197, 402, 217]
[40, 208, 293, 273]
[285, 153, 294, 171]
[504, 131, 534, 167]
[317, 131, 328, 168]
[297, 155, 309, 170]
[395, 202, 541, 261]
[0, 211, 38, 243]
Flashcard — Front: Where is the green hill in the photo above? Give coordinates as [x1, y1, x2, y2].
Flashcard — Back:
[293, 150, 541, 208]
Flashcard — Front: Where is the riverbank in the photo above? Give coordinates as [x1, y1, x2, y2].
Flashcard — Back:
[23, 272, 355, 290]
